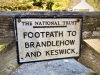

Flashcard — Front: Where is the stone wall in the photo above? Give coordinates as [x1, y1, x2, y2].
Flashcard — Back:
[0, 12, 100, 44]
[83, 15, 100, 39]
[0, 16, 14, 44]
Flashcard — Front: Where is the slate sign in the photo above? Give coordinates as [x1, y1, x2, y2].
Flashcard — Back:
[14, 15, 83, 63]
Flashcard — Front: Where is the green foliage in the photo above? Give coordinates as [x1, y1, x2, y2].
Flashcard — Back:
[32, 0, 71, 11]
[0, 44, 8, 51]
[0, 0, 33, 11]
[33, 0, 46, 7]
[52, 0, 71, 11]
[88, 0, 100, 10]
[46, 1, 54, 10]
[0, 0, 71, 11]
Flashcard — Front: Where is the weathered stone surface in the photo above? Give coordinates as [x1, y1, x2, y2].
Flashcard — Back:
[78, 41, 100, 75]
[0, 12, 100, 75]
[0, 12, 100, 44]
[11, 59, 94, 75]
[0, 41, 20, 75]
[84, 39, 100, 53]
[0, 40, 95, 75]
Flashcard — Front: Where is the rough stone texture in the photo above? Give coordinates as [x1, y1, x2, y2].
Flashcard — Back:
[0, 16, 14, 44]
[0, 12, 100, 75]
[0, 40, 95, 75]
[10, 59, 94, 75]
[0, 12, 100, 44]
[78, 41, 100, 75]
[0, 41, 20, 75]
[84, 39, 100, 53]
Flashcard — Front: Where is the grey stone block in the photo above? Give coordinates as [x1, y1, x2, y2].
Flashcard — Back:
[11, 59, 94, 75]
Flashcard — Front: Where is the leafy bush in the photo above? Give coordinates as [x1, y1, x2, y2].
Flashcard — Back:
[0, 0, 71, 11]
[88, 0, 100, 11]
[52, 0, 71, 11]
[0, 44, 8, 51]
[0, 0, 33, 11]
[46, 1, 54, 10]
[33, 0, 45, 7]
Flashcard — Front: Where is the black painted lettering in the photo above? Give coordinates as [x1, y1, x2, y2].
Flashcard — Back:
[22, 22, 25, 26]
[25, 42, 29, 48]
[35, 21, 39, 25]
[25, 52, 30, 58]
[66, 49, 75, 54]
[48, 21, 50, 25]
[55, 50, 59, 55]
[60, 40, 64, 46]
[30, 42, 34, 48]
[54, 21, 57, 25]
[40, 32, 45, 38]
[23, 32, 34, 38]
[67, 31, 76, 36]
[65, 49, 67, 54]
[54, 31, 58, 37]
[46, 32, 50, 37]
[59, 31, 63, 37]
[47, 41, 51, 47]
[56, 40, 60, 46]
[72, 31, 76, 36]
[28, 32, 33, 38]
[41, 41, 46, 47]
[25, 42, 34, 48]
[42, 21, 45, 25]
[36, 51, 41, 57]
[23, 32, 27, 39]
[31, 52, 36, 57]
[45, 48, 76, 56]
[50, 32, 54, 37]
[70, 40, 75, 45]
[71, 49, 75, 53]
[39, 22, 42, 25]
[65, 40, 69, 45]
[34, 40, 75, 48]
[59, 49, 65, 54]
[65, 40, 75, 45]
[63, 21, 66, 25]
[51, 21, 54, 25]
[51, 50, 54, 55]
[25, 51, 41, 58]
[35, 32, 40, 38]
[46, 51, 50, 56]
[36, 42, 41, 48]
[45, 21, 48, 25]
[52, 41, 55, 46]
[31, 51, 41, 57]
[67, 31, 71, 36]
[35, 21, 61, 25]
[23, 31, 64, 38]
[63, 21, 77, 25]
[27, 21, 32, 25]
[22, 21, 32, 26]
[67, 49, 70, 54]
[70, 21, 76, 25]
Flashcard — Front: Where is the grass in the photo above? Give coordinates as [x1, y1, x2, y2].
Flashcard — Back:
[0, 44, 8, 52]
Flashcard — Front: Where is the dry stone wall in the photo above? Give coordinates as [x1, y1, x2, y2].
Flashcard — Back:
[0, 12, 100, 44]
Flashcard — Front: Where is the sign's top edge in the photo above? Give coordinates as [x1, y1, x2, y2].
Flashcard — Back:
[14, 15, 83, 18]
[0, 11, 100, 16]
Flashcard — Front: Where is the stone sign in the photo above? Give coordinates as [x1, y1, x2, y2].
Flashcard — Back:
[14, 15, 83, 63]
